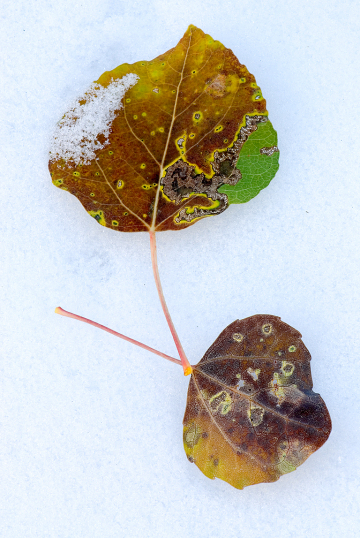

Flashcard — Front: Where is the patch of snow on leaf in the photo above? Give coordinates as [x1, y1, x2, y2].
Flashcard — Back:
[49, 73, 139, 165]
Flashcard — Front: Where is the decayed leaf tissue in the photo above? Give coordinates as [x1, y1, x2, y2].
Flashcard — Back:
[184, 315, 331, 489]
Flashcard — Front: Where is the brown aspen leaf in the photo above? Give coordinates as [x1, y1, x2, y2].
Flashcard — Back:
[49, 25, 271, 232]
[183, 315, 331, 489]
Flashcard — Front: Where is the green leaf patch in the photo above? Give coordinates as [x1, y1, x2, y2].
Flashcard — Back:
[219, 120, 279, 204]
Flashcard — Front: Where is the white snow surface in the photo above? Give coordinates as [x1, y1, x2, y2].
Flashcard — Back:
[1, 1, 360, 537]
[49, 73, 138, 165]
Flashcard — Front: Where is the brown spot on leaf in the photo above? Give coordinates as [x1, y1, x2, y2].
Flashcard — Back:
[205, 74, 227, 98]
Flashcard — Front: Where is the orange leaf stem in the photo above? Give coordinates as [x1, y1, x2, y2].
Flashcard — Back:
[55, 306, 182, 367]
[149, 230, 192, 376]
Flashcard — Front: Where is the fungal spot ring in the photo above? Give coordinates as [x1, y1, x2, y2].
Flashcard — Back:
[233, 333, 244, 343]
[248, 405, 265, 427]
[112, 220, 119, 226]
[209, 391, 232, 415]
[140, 163, 146, 169]
[117, 180, 124, 189]
[262, 323, 273, 335]
[184, 423, 201, 448]
[133, 115, 138, 120]
[281, 362, 295, 377]
[159, 127, 164, 133]
[288, 345, 297, 352]
[87, 210, 106, 226]
[253, 90, 263, 102]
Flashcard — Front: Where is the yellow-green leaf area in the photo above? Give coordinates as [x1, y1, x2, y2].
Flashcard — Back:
[88, 210, 106, 226]
[218, 120, 279, 204]
[49, 25, 269, 232]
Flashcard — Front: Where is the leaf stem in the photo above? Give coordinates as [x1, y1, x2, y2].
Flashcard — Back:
[149, 230, 192, 376]
[55, 306, 182, 366]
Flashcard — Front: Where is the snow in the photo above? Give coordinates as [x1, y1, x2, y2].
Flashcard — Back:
[49, 74, 138, 165]
[1, 1, 360, 537]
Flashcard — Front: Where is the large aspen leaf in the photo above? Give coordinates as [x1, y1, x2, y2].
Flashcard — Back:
[49, 25, 277, 232]
[183, 315, 331, 489]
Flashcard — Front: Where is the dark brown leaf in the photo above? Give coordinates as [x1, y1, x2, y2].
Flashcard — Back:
[183, 315, 331, 489]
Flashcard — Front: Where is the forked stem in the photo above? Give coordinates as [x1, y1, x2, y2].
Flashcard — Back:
[55, 307, 182, 366]
[55, 232, 192, 375]
[149, 230, 192, 376]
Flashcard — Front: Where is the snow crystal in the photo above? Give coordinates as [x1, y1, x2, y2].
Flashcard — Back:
[49, 73, 139, 165]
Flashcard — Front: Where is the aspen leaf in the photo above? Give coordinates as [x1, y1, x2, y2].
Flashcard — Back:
[183, 315, 331, 489]
[49, 25, 279, 232]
